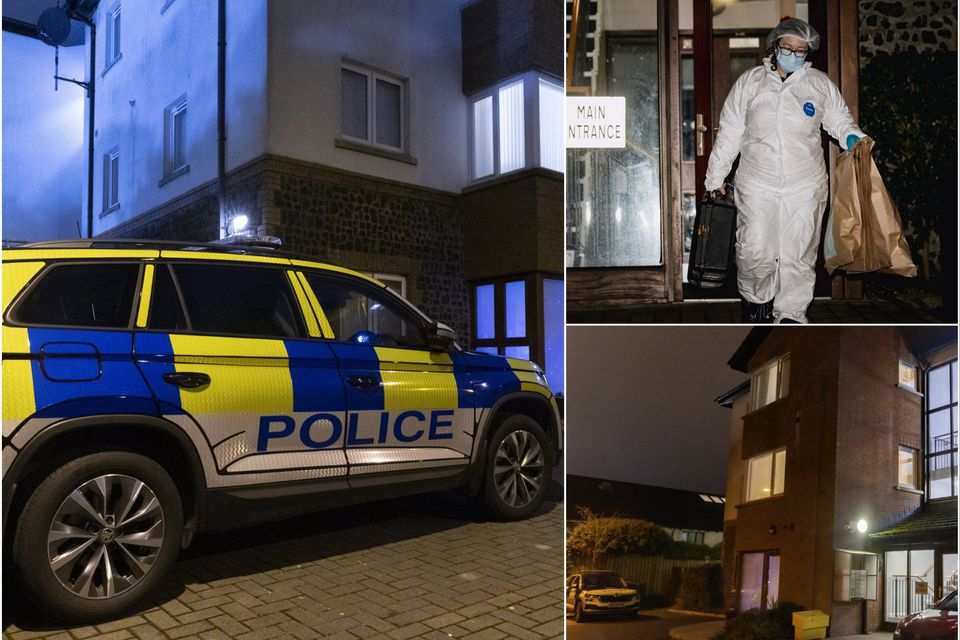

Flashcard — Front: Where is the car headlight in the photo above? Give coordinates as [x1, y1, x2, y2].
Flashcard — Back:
[584, 594, 598, 601]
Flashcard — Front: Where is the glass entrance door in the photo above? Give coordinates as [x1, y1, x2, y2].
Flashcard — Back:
[885, 549, 942, 623]
[739, 551, 780, 611]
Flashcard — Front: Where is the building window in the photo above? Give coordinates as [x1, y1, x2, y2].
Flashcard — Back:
[899, 360, 918, 391]
[745, 448, 785, 502]
[470, 73, 563, 181]
[750, 355, 790, 411]
[369, 273, 406, 298]
[104, 3, 121, 70]
[162, 97, 188, 181]
[739, 551, 780, 611]
[340, 62, 406, 153]
[898, 446, 919, 489]
[925, 359, 958, 499]
[102, 147, 119, 212]
[472, 278, 529, 360]
[682, 530, 705, 545]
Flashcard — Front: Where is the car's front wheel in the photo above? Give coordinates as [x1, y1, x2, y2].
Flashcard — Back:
[482, 414, 552, 520]
[13, 451, 184, 623]
[573, 600, 586, 623]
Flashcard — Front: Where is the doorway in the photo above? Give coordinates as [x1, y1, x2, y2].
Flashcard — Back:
[739, 551, 780, 611]
[884, 548, 958, 624]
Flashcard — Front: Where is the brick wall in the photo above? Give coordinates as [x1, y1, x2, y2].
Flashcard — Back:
[832, 327, 925, 634]
[462, 169, 563, 280]
[461, 0, 563, 95]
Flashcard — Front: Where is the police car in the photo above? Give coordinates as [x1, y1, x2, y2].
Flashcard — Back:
[2, 240, 561, 622]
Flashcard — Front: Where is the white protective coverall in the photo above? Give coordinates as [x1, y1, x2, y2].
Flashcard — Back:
[705, 61, 863, 323]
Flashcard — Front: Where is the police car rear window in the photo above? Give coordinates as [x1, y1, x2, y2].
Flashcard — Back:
[172, 264, 303, 338]
[14, 263, 139, 328]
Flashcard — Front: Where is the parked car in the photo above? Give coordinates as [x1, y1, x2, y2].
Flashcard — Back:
[2, 240, 561, 622]
[893, 590, 958, 640]
[566, 570, 640, 622]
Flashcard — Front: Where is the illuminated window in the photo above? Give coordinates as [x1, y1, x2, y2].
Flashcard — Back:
[542, 278, 564, 395]
[745, 448, 785, 502]
[369, 273, 406, 298]
[750, 355, 790, 411]
[102, 147, 120, 211]
[162, 97, 188, 181]
[899, 360, 917, 391]
[682, 530, 705, 545]
[104, 3, 121, 69]
[925, 359, 958, 499]
[470, 73, 563, 181]
[539, 79, 563, 172]
[340, 62, 406, 152]
[898, 446, 919, 489]
[472, 278, 528, 359]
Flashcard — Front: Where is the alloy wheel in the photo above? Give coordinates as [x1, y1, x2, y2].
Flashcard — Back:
[493, 429, 545, 508]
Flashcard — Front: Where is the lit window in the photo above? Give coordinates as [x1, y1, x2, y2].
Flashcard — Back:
[682, 530, 705, 545]
[102, 147, 120, 211]
[539, 79, 563, 172]
[745, 448, 786, 502]
[105, 3, 121, 68]
[470, 74, 563, 181]
[340, 62, 406, 152]
[899, 360, 917, 391]
[542, 278, 564, 395]
[898, 446, 919, 489]
[163, 97, 188, 180]
[750, 355, 790, 411]
[472, 278, 529, 360]
[369, 273, 406, 298]
[925, 359, 957, 499]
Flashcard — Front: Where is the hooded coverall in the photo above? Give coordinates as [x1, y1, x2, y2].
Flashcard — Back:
[705, 61, 863, 323]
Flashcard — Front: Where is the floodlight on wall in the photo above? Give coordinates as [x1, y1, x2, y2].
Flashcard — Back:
[845, 519, 869, 533]
[230, 215, 249, 235]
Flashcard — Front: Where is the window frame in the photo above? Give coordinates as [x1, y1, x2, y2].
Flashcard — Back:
[339, 60, 407, 154]
[749, 354, 790, 412]
[301, 271, 431, 350]
[142, 262, 307, 340]
[103, 2, 122, 73]
[471, 275, 532, 360]
[7, 261, 143, 332]
[161, 96, 189, 184]
[743, 447, 786, 503]
[898, 359, 918, 392]
[468, 72, 564, 183]
[923, 358, 958, 501]
[102, 147, 120, 214]
[897, 445, 920, 490]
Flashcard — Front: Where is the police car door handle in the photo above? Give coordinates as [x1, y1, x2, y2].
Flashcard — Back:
[347, 375, 380, 390]
[162, 372, 211, 389]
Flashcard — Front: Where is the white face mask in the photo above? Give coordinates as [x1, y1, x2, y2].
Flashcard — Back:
[776, 49, 807, 73]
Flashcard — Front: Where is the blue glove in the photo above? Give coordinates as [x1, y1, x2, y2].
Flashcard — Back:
[846, 134, 861, 151]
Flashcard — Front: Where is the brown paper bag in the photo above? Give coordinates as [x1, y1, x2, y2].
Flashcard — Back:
[824, 137, 917, 277]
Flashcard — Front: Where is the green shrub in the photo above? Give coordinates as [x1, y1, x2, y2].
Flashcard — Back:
[720, 601, 805, 640]
[675, 563, 724, 612]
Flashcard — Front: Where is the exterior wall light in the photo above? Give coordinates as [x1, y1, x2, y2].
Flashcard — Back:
[230, 214, 249, 235]
[856, 519, 868, 533]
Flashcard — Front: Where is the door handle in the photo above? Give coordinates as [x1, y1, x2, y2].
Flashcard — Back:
[162, 372, 211, 389]
[696, 113, 708, 157]
[347, 375, 381, 390]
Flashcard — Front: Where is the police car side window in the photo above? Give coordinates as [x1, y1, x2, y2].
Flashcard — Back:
[304, 275, 425, 348]
[148, 265, 188, 331]
[14, 263, 139, 329]
[172, 264, 303, 338]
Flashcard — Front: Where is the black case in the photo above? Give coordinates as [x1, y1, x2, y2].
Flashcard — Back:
[687, 196, 737, 289]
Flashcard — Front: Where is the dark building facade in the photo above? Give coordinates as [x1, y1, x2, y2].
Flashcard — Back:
[718, 327, 957, 635]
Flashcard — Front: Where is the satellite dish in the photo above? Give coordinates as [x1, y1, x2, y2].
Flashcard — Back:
[37, 7, 71, 46]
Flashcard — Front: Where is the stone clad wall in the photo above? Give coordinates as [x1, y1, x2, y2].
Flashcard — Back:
[104, 154, 470, 342]
[858, 0, 958, 63]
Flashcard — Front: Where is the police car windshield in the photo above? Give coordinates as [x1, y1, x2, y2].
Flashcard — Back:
[582, 574, 627, 589]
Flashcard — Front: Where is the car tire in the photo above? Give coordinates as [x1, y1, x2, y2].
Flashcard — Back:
[12, 451, 183, 623]
[482, 414, 553, 521]
[574, 600, 586, 623]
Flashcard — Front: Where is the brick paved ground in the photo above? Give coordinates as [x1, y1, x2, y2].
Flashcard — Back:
[3, 480, 564, 640]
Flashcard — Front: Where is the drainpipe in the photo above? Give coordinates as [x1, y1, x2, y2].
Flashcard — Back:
[217, 0, 226, 237]
[68, 6, 96, 238]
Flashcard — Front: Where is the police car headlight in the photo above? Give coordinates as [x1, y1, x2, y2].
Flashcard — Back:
[584, 594, 598, 602]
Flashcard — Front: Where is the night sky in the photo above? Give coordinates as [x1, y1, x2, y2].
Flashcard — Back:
[566, 326, 752, 495]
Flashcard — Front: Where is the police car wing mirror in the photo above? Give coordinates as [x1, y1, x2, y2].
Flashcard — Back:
[425, 322, 457, 352]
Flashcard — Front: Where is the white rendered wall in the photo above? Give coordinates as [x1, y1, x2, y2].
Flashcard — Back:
[266, 0, 468, 193]
[3, 33, 85, 241]
[91, 0, 267, 235]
